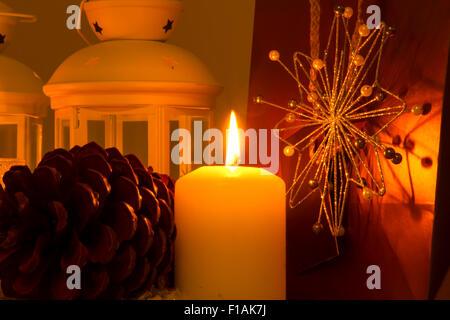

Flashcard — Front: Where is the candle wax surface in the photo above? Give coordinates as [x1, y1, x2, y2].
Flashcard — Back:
[175, 166, 286, 300]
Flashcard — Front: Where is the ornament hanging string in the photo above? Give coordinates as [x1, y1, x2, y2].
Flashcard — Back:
[352, 0, 365, 48]
[309, 0, 321, 59]
[309, 0, 365, 57]
[309, 0, 320, 92]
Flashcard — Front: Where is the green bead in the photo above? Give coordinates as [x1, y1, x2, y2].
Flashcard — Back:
[375, 92, 385, 101]
[386, 25, 396, 37]
[334, 4, 345, 15]
[384, 147, 395, 159]
[392, 153, 402, 164]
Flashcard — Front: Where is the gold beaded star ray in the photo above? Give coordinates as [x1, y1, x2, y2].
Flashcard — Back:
[254, 5, 406, 253]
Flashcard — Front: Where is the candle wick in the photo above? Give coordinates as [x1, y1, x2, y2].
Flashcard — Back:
[230, 155, 239, 167]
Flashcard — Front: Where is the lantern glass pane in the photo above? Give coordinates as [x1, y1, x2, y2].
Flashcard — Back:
[123, 121, 148, 166]
[0, 124, 17, 158]
[169, 120, 180, 180]
[29, 121, 42, 170]
[88, 120, 106, 147]
[62, 120, 70, 150]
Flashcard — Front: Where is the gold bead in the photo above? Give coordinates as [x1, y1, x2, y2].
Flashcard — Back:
[269, 50, 280, 61]
[383, 147, 395, 159]
[360, 85, 373, 97]
[283, 145, 295, 157]
[343, 7, 353, 19]
[285, 113, 296, 123]
[308, 179, 319, 189]
[353, 54, 365, 66]
[336, 226, 345, 237]
[362, 187, 373, 200]
[307, 92, 318, 103]
[288, 98, 298, 109]
[355, 138, 366, 149]
[411, 104, 424, 115]
[312, 222, 323, 235]
[312, 59, 324, 70]
[379, 188, 386, 196]
[358, 24, 370, 37]
[254, 95, 263, 104]
[392, 153, 402, 165]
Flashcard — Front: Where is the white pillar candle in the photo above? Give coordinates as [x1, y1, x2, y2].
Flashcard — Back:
[175, 112, 286, 300]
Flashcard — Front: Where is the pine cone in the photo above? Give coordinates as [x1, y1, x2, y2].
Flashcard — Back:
[0, 142, 175, 299]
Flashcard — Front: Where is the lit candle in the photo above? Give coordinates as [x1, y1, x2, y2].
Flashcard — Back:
[175, 112, 286, 299]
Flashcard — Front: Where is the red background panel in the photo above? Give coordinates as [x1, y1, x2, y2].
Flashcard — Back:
[247, 0, 450, 299]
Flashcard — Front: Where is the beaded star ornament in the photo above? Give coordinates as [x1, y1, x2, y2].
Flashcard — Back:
[254, 5, 406, 253]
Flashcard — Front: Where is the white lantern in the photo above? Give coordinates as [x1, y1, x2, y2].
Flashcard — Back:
[44, 0, 222, 180]
[0, 3, 47, 181]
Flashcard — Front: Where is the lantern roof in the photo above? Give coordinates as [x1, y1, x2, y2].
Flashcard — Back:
[44, 40, 222, 110]
[0, 54, 48, 116]
[84, 0, 183, 42]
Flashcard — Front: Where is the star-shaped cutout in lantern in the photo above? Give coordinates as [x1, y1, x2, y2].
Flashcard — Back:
[162, 56, 178, 70]
[163, 19, 174, 33]
[93, 22, 103, 35]
[85, 57, 100, 67]
[0, 34, 5, 44]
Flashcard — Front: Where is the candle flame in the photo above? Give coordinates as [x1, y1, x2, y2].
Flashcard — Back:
[226, 111, 240, 166]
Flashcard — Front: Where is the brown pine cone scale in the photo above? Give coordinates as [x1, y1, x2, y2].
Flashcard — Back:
[0, 142, 175, 299]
